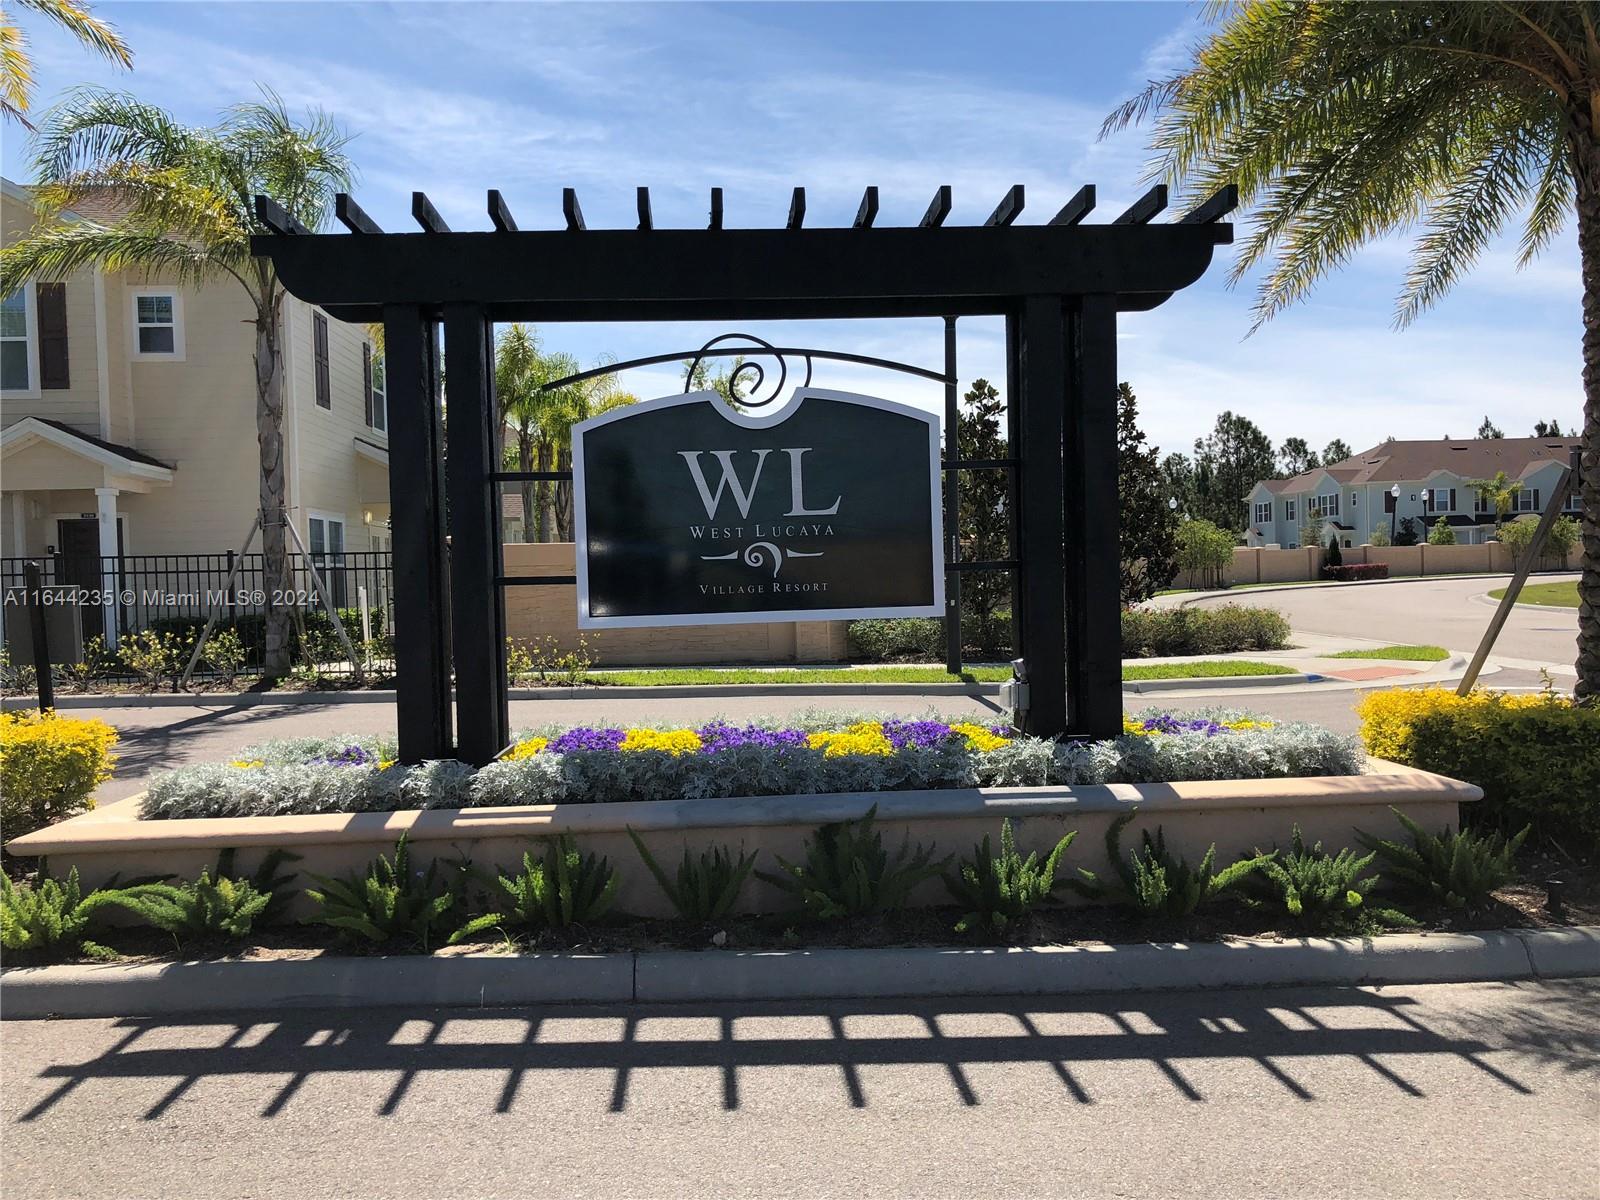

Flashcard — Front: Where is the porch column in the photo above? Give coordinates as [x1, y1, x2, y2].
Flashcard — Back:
[95, 487, 120, 645]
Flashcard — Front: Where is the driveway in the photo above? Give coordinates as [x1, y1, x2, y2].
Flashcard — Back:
[1179, 574, 1580, 667]
[3, 979, 1594, 1200]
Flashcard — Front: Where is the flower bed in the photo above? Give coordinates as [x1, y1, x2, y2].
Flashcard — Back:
[138, 708, 1365, 820]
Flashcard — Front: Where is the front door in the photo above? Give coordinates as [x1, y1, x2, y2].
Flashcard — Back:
[55, 518, 104, 641]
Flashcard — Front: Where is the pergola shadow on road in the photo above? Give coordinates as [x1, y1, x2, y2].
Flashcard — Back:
[15, 983, 1596, 1124]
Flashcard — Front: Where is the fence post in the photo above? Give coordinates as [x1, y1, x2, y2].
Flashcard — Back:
[227, 549, 238, 628]
[24, 560, 54, 712]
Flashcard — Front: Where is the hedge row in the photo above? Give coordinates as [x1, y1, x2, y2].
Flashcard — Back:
[1324, 564, 1389, 582]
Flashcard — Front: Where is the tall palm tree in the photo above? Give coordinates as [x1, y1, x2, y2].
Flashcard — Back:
[0, 0, 130, 127]
[1106, 2, 1599, 697]
[0, 88, 354, 677]
[1469, 471, 1520, 530]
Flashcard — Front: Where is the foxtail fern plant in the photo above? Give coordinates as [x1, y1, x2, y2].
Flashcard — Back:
[0, 868, 124, 959]
[945, 819, 1077, 937]
[1356, 808, 1528, 910]
[627, 829, 756, 922]
[1070, 810, 1272, 919]
[307, 833, 462, 949]
[214, 846, 302, 926]
[1244, 826, 1413, 933]
[101, 869, 271, 942]
[756, 805, 949, 920]
[449, 835, 619, 943]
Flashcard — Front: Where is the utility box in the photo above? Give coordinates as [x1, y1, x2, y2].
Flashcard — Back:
[5, 585, 86, 668]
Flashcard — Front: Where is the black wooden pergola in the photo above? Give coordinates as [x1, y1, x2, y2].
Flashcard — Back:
[252, 182, 1235, 766]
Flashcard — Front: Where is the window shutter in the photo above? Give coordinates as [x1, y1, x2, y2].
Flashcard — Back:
[313, 313, 331, 408]
[362, 342, 373, 426]
[37, 283, 69, 389]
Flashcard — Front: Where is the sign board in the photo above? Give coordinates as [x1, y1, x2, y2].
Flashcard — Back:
[573, 388, 943, 628]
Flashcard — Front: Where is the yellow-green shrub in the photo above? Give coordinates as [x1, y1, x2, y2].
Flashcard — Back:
[1358, 688, 1599, 846]
[0, 711, 117, 840]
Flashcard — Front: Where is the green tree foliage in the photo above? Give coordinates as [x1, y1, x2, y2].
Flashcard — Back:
[1102, 1, 1599, 698]
[1174, 517, 1236, 588]
[1356, 809, 1527, 910]
[1160, 451, 1197, 518]
[945, 819, 1077, 937]
[0, 0, 131, 127]
[757, 806, 949, 920]
[627, 829, 755, 922]
[1325, 532, 1343, 566]
[1069, 811, 1272, 919]
[450, 835, 620, 942]
[1320, 439, 1354, 466]
[1393, 516, 1421, 547]
[1118, 382, 1181, 602]
[1190, 410, 1278, 531]
[1477, 416, 1505, 439]
[1427, 518, 1457, 545]
[1279, 437, 1320, 476]
[954, 379, 1013, 651]
[0, 91, 354, 678]
[1533, 419, 1565, 437]
[1468, 471, 1519, 528]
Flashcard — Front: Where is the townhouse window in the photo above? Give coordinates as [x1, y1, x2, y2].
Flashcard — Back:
[363, 343, 387, 432]
[1252, 501, 1272, 525]
[1349, 492, 1358, 509]
[1427, 488, 1456, 513]
[307, 512, 348, 607]
[132, 289, 183, 358]
[1283, 498, 1296, 522]
[1565, 488, 1583, 513]
[1510, 487, 1541, 512]
[0, 284, 38, 394]
[313, 312, 331, 409]
[1309, 493, 1339, 518]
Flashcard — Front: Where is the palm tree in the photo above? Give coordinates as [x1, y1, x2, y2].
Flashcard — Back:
[1106, 2, 1599, 698]
[0, 88, 354, 677]
[1, 0, 131, 127]
[1469, 471, 1520, 530]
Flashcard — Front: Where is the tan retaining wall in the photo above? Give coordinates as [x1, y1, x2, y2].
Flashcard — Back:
[6, 764, 1479, 920]
[501, 542, 849, 665]
[1219, 541, 1579, 587]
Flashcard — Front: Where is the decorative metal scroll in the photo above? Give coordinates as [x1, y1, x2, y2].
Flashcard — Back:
[538, 332, 950, 402]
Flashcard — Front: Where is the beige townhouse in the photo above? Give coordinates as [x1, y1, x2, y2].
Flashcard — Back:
[1, 178, 391, 645]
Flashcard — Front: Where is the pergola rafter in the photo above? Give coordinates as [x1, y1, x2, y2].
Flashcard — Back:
[252, 181, 1235, 765]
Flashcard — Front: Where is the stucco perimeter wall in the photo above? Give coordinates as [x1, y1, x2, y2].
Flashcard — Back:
[8, 765, 1479, 921]
[1222, 541, 1580, 586]
[500, 542, 848, 666]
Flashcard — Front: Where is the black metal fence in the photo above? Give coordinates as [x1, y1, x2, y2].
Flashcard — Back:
[1, 551, 394, 666]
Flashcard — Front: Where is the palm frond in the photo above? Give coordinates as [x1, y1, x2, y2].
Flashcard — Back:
[16, 0, 131, 67]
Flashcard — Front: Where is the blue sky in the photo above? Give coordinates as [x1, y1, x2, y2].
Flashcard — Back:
[4, 0, 1582, 457]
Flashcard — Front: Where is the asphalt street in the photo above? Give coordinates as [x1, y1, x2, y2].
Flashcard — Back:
[2, 979, 1595, 1200]
[1178, 574, 1580, 665]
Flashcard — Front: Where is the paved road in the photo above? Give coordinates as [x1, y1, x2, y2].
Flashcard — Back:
[2, 979, 1594, 1199]
[1180, 574, 1580, 665]
[53, 675, 1503, 805]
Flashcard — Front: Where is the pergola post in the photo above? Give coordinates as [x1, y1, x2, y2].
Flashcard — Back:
[443, 303, 509, 764]
[1012, 295, 1068, 737]
[1066, 293, 1124, 738]
[382, 304, 453, 762]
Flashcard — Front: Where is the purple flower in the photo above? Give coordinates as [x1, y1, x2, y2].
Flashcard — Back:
[880, 720, 957, 749]
[696, 721, 806, 753]
[546, 727, 627, 754]
[1135, 714, 1228, 737]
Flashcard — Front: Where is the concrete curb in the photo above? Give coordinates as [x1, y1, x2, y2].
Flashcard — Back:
[4, 926, 1593, 1019]
[1123, 672, 1320, 694]
[1169, 571, 1578, 608]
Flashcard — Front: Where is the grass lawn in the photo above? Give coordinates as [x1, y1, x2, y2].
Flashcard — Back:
[1326, 645, 1450, 662]
[1155, 579, 1336, 596]
[1489, 581, 1579, 608]
[579, 661, 1296, 687]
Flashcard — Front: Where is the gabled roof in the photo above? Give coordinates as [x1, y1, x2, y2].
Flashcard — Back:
[1, 417, 172, 473]
[1268, 436, 1580, 492]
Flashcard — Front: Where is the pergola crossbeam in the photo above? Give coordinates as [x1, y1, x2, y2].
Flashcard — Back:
[787, 187, 806, 230]
[335, 193, 382, 235]
[637, 186, 653, 231]
[919, 185, 952, 228]
[412, 192, 450, 234]
[1112, 184, 1168, 225]
[563, 188, 586, 232]
[854, 186, 879, 229]
[1048, 185, 1095, 227]
[1180, 184, 1240, 225]
[255, 195, 308, 235]
[709, 187, 723, 229]
[984, 184, 1024, 227]
[488, 189, 518, 232]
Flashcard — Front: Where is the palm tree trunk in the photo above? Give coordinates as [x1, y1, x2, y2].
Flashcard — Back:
[518, 433, 536, 544]
[536, 441, 555, 542]
[254, 294, 292, 679]
[554, 446, 574, 541]
[1573, 136, 1600, 700]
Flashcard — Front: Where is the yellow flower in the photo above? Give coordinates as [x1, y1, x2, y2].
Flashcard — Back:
[1122, 716, 1150, 737]
[505, 737, 548, 760]
[229, 759, 265, 769]
[619, 728, 703, 755]
[806, 722, 894, 757]
[377, 758, 397, 771]
[949, 722, 1012, 752]
[1223, 719, 1275, 732]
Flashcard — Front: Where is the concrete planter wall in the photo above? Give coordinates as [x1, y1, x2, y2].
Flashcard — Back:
[6, 762, 1480, 919]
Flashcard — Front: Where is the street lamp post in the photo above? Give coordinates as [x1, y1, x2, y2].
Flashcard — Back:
[1389, 483, 1400, 543]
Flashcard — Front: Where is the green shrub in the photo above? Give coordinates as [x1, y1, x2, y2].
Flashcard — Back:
[0, 868, 123, 959]
[306, 833, 464, 949]
[1175, 518, 1235, 588]
[627, 829, 756, 922]
[117, 628, 194, 691]
[1325, 532, 1343, 567]
[202, 628, 250, 686]
[757, 805, 949, 919]
[0, 710, 118, 840]
[945, 819, 1077, 936]
[213, 847, 302, 926]
[847, 617, 945, 662]
[1071, 811, 1271, 918]
[102, 870, 272, 942]
[1359, 688, 1600, 847]
[1356, 808, 1527, 909]
[1427, 518, 1456, 545]
[450, 835, 620, 942]
[58, 635, 115, 693]
[1120, 604, 1290, 658]
[1244, 826, 1412, 932]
